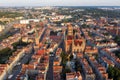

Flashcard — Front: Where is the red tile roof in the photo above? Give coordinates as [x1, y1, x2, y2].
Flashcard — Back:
[74, 40, 83, 46]
[67, 36, 74, 40]
[37, 50, 45, 55]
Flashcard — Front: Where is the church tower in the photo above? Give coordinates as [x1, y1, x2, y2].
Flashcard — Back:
[64, 24, 86, 53]
[67, 24, 73, 36]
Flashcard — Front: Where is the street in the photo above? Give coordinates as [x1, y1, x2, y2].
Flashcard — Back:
[46, 56, 54, 80]
[7, 51, 34, 80]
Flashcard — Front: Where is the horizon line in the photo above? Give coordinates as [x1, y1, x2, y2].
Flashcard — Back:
[0, 5, 120, 8]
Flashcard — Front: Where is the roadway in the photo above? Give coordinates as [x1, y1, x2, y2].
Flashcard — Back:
[9, 26, 47, 80]
[46, 35, 64, 80]
[39, 27, 47, 42]
[46, 56, 54, 80]
[7, 48, 34, 80]
[8, 26, 47, 80]
[0, 21, 19, 36]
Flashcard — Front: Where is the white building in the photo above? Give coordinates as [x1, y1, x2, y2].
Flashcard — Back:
[0, 25, 5, 32]
[20, 19, 40, 24]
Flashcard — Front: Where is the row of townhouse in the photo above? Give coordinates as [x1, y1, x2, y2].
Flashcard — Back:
[53, 48, 62, 80]
[100, 48, 120, 68]
[79, 56, 95, 80]
[16, 49, 49, 80]
[0, 45, 33, 80]
[87, 56, 109, 80]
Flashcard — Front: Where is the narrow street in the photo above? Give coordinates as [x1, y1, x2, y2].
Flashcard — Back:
[46, 56, 54, 80]
[7, 51, 34, 80]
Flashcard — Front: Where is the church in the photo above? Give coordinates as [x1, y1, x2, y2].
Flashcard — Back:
[64, 24, 86, 53]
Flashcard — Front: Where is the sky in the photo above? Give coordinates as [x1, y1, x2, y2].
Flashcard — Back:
[0, 0, 120, 6]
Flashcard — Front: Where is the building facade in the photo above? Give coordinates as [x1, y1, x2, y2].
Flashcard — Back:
[64, 24, 86, 53]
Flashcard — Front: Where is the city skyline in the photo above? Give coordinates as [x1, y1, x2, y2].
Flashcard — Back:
[0, 0, 120, 6]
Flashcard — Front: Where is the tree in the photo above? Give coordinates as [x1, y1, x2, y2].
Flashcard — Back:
[12, 39, 29, 49]
[60, 52, 69, 66]
[69, 54, 73, 61]
[107, 66, 120, 80]
[0, 47, 13, 63]
[74, 60, 81, 72]
[107, 66, 114, 79]
[114, 36, 120, 43]
[0, 47, 12, 56]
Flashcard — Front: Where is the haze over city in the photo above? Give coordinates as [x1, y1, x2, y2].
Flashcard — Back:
[0, 0, 120, 80]
[0, 0, 120, 6]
